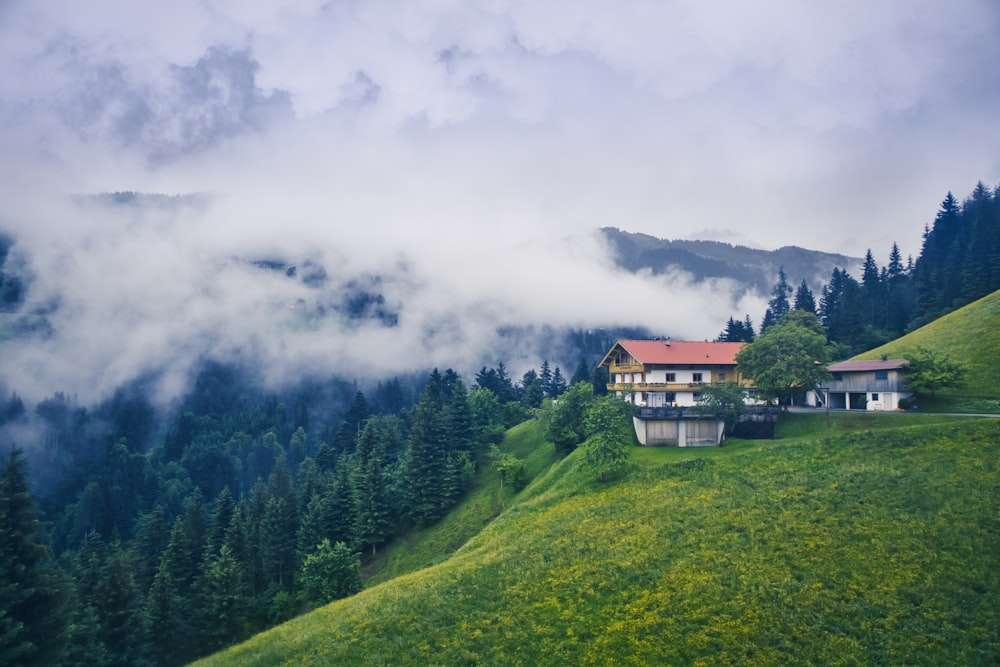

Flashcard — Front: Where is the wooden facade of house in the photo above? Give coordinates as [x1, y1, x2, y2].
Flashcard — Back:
[812, 359, 911, 411]
[599, 340, 749, 446]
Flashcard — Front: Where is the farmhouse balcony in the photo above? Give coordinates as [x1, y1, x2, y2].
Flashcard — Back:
[607, 381, 715, 393]
[819, 378, 906, 393]
[608, 363, 644, 373]
[635, 405, 779, 420]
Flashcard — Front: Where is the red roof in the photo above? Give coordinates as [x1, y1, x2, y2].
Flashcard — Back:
[828, 359, 909, 372]
[603, 339, 745, 366]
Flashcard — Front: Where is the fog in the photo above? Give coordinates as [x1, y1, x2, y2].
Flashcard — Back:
[1, 0, 999, 406]
[1, 185, 761, 406]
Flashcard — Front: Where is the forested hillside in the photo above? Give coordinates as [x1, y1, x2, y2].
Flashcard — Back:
[1, 179, 998, 665]
[196, 415, 1000, 666]
[717, 181, 1000, 358]
[0, 356, 606, 665]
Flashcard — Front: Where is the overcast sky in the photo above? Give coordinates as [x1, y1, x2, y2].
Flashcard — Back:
[1, 1, 999, 404]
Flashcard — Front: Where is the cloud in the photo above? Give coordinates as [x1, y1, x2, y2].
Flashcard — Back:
[0, 0, 998, 405]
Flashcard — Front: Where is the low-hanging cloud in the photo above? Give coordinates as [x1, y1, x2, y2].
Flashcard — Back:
[1, 185, 762, 407]
[1, 0, 999, 406]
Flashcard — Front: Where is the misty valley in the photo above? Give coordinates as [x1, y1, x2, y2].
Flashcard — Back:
[1, 179, 999, 665]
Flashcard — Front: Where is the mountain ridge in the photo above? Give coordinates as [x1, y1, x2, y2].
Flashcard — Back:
[601, 227, 862, 294]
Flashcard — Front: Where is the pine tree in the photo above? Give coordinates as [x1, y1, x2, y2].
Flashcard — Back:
[793, 280, 817, 315]
[206, 486, 236, 559]
[550, 367, 568, 397]
[129, 505, 168, 592]
[519, 369, 545, 409]
[717, 315, 754, 342]
[860, 249, 882, 327]
[93, 546, 150, 667]
[570, 359, 592, 386]
[198, 544, 249, 653]
[260, 457, 298, 586]
[402, 370, 450, 526]
[352, 427, 393, 555]
[539, 360, 553, 397]
[0, 448, 70, 666]
[334, 391, 369, 455]
[885, 241, 913, 335]
[913, 192, 961, 320]
[145, 561, 188, 667]
[762, 267, 793, 332]
[444, 378, 474, 454]
[820, 267, 864, 354]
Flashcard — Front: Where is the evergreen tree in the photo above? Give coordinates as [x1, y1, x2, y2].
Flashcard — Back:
[206, 486, 236, 559]
[334, 391, 370, 455]
[570, 359, 592, 386]
[474, 363, 517, 403]
[717, 315, 754, 342]
[539, 360, 553, 396]
[762, 267, 793, 332]
[352, 426, 393, 555]
[401, 370, 450, 526]
[820, 267, 865, 354]
[260, 457, 298, 586]
[550, 367, 568, 397]
[885, 241, 914, 335]
[519, 369, 545, 409]
[793, 280, 817, 315]
[0, 448, 70, 666]
[860, 249, 883, 327]
[198, 544, 249, 653]
[92, 547, 150, 667]
[444, 378, 474, 454]
[913, 192, 961, 321]
[469, 388, 506, 450]
[590, 365, 610, 396]
[130, 505, 168, 593]
[60, 599, 109, 667]
[145, 560, 188, 667]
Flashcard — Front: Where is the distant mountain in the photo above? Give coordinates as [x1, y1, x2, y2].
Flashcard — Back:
[600, 227, 861, 295]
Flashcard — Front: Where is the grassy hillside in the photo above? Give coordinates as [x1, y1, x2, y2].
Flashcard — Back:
[858, 289, 1000, 407]
[363, 418, 560, 586]
[198, 414, 1000, 666]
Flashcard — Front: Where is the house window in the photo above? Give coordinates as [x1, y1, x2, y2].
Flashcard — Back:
[692, 373, 703, 383]
[875, 371, 888, 380]
[719, 373, 726, 381]
[832, 373, 843, 381]
[664, 392, 676, 403]
[871, 393, 879, 401]
[693, 392, 702, 401]
[665, 373, 676, 382]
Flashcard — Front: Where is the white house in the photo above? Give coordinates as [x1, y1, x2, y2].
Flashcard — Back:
[810, 359, 911, 411]
[598, 339, 746, 408]
[598, 339, 753, 446]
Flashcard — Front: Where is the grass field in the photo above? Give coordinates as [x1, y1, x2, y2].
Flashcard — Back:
[859, 289, 1000, 407]
[197, 413, 1000, 666]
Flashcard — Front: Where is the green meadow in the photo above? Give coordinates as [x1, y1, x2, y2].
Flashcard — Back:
[197, 412, 1000, 666]
[859, 289, 1000, 411]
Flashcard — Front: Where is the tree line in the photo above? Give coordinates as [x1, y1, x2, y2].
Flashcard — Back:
[719, 181, 1000, 357]
[0, 354, 605, 666]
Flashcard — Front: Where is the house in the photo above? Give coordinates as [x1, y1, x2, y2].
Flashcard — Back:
[598, 339, 756, 446]
[810, 359, 911, 411]
[599, 339, 746, 407]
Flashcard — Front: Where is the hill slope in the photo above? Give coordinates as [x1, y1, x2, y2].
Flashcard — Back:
[857, 288, 1000, 401]
[601, 227, 860, 294]
[197, 415, 1000, 666]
